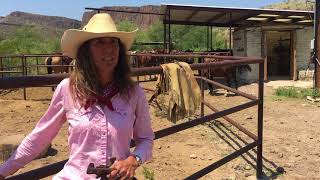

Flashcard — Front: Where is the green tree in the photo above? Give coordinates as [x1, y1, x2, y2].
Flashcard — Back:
[145, 23, 228, 51]
[178, 26, 207, 51]
[211, 28, 228, 50]
[117, 20, 138, 32]
[146, 21, 163, 42]
[0, 26, 60, 55]
[116, 20, 148, 51]
[0, 25, 61, 75]
[116, 20, 229, 52]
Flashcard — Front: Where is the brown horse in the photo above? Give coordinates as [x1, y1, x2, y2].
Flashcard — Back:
[132, 49, 166, 81]
[44, 56, 73, 74]
[44, 55, 73, 91]
[203, 57, 251, 95]
[170, 49, 195, 64]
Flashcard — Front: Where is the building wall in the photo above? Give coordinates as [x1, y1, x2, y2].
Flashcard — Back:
[296, 27, 314, 80]
[243, 27, 262, 82]
[233, 29, 249, 84]
[233, 30, 246, 57]
[234, 26, 314, 82]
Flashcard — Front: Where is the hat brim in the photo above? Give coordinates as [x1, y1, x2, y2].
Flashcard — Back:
[61, 29, 138, 59]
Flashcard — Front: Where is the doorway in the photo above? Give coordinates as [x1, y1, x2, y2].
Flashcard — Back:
[265, 31, 292, 80]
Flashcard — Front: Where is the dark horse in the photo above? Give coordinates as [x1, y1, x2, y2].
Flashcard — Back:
[203, 57, 252, 95]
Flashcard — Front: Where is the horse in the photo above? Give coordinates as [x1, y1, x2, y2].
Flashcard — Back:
[44, 55, 73, 91]
[202, 56, 251, 96]
[132, 49, 166, 81]
[170, 49, 195, 64]
[44, 55, 73, 74]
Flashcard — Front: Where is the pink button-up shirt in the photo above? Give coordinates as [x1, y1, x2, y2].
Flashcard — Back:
[0, 79, 154, 179]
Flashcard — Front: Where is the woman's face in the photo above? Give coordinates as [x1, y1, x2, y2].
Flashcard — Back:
[89, 37, 119, 74]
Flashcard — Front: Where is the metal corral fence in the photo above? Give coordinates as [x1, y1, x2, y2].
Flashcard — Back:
[0, 52, 232, 100]
[129, 51, 233, 82]
[0, 54, 74, 99]
[0, 55, 264, 179]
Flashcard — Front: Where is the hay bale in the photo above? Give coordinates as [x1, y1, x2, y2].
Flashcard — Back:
[0, 134, 51, 163]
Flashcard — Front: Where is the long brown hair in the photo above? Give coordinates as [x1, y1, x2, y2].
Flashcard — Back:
[69, 38, 135, 106]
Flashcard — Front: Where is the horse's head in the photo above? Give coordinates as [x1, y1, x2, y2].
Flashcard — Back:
[62, 56, 73, 65]
[238, 65, 252, 73]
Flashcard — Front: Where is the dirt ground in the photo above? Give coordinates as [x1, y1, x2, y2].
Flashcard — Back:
[0, 80, 320, 180]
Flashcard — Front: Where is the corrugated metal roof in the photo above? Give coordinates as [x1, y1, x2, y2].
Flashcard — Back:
[160, 3, 314, 27]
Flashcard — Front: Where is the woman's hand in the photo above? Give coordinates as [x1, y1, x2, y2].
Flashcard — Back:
[108, 156, 139, 180]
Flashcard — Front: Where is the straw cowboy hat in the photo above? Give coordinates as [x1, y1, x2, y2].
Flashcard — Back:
[61, 13, 138, 59]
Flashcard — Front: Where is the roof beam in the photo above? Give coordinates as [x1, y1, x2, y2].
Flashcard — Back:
[290, 16, 313, 23]
[167, 5, 314, 17]
[163, 19, 239, 27]
[185, 10, 200, 21]
[234, 20, 313, 32]
[238, 15, 294, 26]
[207, 13, 227, 23]
[230, 13, 260, 24]
[85, 7, 165, 15]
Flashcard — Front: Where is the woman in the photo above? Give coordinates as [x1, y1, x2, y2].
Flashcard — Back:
[0, 13, 154, 180]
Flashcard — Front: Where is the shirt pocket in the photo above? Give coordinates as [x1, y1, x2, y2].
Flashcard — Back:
[66, 108, 100, 134]
[110, 99, 135, 131]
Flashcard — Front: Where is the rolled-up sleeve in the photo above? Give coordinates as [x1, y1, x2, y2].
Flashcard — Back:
[132, 86, 154, 163]
[0, 79, 68, 177]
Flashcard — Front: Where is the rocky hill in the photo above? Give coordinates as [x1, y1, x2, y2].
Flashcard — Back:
[0, 11, 81, 39]
[0, 6, 161, 40]
[264, 0, 315, 11]
[82, 5, 161, 29]
[0, 11, 81, 29]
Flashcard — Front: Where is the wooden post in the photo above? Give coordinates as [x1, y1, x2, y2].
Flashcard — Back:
[291, 31, 297, 80]
[315, 0, 320, 90]
[261, 30, 268, 81]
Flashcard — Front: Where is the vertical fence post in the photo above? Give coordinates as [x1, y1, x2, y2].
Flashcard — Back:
[22, 55, 26, 100]
[137, 56, 140, 82]
[315, 0, 320, 90]
[0, 57, 3, 78]
[168, 8, 171, 53]
[36, 56, 39, 75]
[256, 61, 264, 178]
[200, 57, 204, 117]
[24, 56, 27, 76]
[229, 13, 232, 55]
[200, 74, 204, 117]
[207, 26, 210, 51]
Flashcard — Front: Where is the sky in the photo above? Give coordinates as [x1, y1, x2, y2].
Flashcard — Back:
[1, 0, 285, 20]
